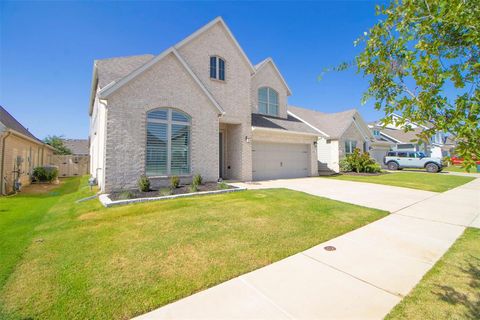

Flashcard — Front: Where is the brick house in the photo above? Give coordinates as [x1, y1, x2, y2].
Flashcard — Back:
[89, 17, 320, 192]
[0, 106, 55, 194]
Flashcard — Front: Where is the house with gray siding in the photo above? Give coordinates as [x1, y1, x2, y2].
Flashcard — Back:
[288, 107, 374, 172]
[89, 17, 319, 192]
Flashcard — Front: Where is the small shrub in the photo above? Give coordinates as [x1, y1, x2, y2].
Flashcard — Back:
[138, 175, 150, 192]
[192, 174, 203, 186]
[341, 148, 380, 173]
[339, 158, 352, 172]
[170, 176, 180, 189]
[218, 181, 229, 190]
[159, 188, 172, 196]
[118, 191, 134, 200]
[189, 184, 199, 193]
[32, 166, 58, 183]
[364, 162, 381, 173]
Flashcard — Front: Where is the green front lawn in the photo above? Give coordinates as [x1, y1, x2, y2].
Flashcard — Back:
[445, 165, 479, 174]
[386, 227, 480, 320]
[323, 172, 474, 192]
[0, 176, 387, 320]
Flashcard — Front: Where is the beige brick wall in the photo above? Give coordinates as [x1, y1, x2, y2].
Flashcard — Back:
[1, 133, 54, 194]
[177, 22, 253, 181]
[251, 62, 289, 119]
[104, 53, 220, 192]
[177, 23, 252, 122]
[339, 122, 367, 158]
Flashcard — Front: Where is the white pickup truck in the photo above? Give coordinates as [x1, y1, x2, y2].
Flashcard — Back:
[383, 151, 443, 173]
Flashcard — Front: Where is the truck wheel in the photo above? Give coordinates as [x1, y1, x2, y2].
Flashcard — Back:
[426, 163, 439, 173]
[387, 162, 399, 170]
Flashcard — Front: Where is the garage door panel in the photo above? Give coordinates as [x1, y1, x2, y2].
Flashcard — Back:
[252, 142, 309, 180]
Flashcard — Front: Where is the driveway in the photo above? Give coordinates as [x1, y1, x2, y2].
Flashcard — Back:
[135, 178, 480, 320]
[232, 177, 436, 212]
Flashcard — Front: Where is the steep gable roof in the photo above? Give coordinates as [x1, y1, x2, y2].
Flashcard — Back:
[254, 58, 292, 95]
[97, 48, 224, 115]
[175, 17, 255, 73]
[0, 105, 42, 143]
[95, 54, 154, 89]
[288, 106, 359, 139]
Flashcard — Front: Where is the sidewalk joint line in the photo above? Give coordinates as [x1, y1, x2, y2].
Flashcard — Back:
[391, 192, 440, 214]
[239, 277, 296, 320]
[301, 252, 404, 298]
[393, 212, 470, 228]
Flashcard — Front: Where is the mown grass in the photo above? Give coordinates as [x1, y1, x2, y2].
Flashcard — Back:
[0, 176, 387, 320]
[323, 172, 474, 192]
[445, 165, 479, 174]
[0, 178, 81, 288]
[386, 228, 480, 320]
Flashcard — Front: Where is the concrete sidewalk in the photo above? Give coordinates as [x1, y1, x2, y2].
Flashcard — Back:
[135, 179, 480, 320]
[232, 177, 437, 212]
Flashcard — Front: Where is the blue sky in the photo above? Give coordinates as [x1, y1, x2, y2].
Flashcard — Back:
[1, 1, 384, 139]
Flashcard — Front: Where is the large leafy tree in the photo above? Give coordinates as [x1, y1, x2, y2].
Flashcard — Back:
[356, 0, 479, 167]
[44, 135, 72, 155]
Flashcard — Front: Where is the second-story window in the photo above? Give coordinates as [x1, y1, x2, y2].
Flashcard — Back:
[258, 87, 279, 116]
[210, 56, 225, 81]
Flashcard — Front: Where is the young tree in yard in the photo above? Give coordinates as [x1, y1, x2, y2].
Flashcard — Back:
[355, 0, 479, 168]
[44, 135, 72, 155]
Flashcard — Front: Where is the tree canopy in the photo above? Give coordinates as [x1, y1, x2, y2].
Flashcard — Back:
[355, 0, 479, 167]
[44, 135, 72, 155]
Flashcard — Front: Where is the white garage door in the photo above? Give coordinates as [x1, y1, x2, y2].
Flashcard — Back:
[252, 142, 309, 180]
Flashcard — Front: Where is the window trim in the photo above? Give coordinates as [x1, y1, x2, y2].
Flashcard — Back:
[146, 108, 191, 177]
[344, 140, 357, 154]
[258, 87, 279, 116]
[210, 56, 226, 81]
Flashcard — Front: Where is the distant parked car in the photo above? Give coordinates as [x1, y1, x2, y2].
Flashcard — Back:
[451, 156, 480, 165]
[384, 151, 443, 173]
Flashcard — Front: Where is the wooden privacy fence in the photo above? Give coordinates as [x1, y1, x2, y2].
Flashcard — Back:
[51, 155, 89, 177]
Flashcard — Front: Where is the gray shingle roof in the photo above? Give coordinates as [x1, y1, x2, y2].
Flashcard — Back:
[287, 106, 357, 139]
[96, 54, 154, 89]
[0, 105, 42, 142]
[62, 139, 89, 155]
[379, 127, 423, 143]
[251, 113, 318, 135]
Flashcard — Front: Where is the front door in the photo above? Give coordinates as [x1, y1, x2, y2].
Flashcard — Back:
[219, 132, 224, 179]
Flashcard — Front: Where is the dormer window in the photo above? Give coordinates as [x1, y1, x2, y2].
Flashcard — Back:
[210, 56, 225, 81]
[258, 87, 279, 116]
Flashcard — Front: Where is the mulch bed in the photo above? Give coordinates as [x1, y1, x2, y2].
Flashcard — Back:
[109, 182, 233, 201]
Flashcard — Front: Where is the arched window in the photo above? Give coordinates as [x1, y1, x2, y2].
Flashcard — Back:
[146, 108, 191, 176]
[258, 87, 279, 116]
[210, 56, 225, 81]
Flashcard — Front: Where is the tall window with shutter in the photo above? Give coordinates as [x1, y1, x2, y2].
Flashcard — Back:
[146, 108, 191, 176]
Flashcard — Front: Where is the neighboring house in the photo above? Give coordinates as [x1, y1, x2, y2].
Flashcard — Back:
[368, 113, 454, 158]
[0, 106, 55, 194]
[89, 17, 319, 192]
[62, 139, 89, 155]
[288, 107, 374, 173]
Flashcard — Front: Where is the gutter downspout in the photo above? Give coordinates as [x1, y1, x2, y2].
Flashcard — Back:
[1, 131, 11, 195]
